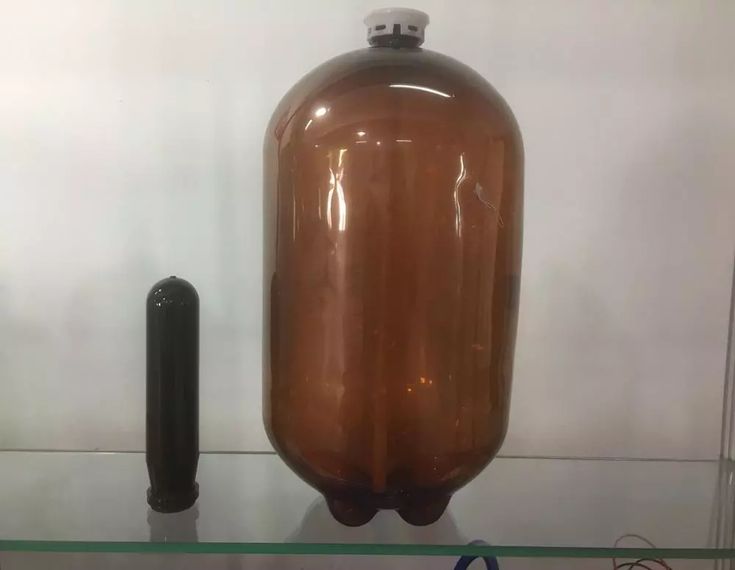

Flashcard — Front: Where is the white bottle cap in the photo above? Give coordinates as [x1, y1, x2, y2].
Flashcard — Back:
[364, 8, 430, 46]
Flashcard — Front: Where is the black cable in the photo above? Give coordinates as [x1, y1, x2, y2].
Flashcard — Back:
[453, 540, 500, 570]
[615, 562, 657, 570]
[612, 534, 673, 570]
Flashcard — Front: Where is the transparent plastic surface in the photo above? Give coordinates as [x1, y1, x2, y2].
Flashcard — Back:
[0, 452, 734, 558]
[263, 44, 523, 525]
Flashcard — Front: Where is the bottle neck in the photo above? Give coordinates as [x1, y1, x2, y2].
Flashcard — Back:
[369, 28, 421, 49]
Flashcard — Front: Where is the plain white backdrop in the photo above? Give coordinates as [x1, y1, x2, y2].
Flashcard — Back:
[0, 0, 733, 458]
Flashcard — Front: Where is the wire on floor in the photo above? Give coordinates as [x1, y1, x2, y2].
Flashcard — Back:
[453, 540, 500, 570]
[613, 533, 672, 570]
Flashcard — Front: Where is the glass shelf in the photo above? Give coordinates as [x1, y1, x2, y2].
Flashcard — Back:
[0, 451, 733, 559]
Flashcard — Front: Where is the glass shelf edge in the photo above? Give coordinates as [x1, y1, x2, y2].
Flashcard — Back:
[1, 541, 734, 559]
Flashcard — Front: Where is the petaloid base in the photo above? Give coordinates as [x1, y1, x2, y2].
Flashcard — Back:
[325, 493, 450, 527]
[326, 496, 378, 527]
[397, 495, 451, 526]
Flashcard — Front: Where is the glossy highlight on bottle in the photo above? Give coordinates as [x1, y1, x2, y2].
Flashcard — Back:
[264, 9, 523, 526]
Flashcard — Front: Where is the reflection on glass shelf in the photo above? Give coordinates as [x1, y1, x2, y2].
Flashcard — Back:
[0, 451, 733, 558]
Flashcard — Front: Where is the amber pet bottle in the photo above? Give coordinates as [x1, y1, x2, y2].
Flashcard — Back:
[263, 8, 523, 526]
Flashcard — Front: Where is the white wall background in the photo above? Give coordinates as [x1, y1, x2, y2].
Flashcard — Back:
[0, 0, 733, 458]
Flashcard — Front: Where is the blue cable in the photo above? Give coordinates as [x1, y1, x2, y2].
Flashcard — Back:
[452, 540, 500, 570]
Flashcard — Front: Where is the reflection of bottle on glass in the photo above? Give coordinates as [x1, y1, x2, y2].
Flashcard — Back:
[264, 8, 523, 526]
[148, 505, 199, 543]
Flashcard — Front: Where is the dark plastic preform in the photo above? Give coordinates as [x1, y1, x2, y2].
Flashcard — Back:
[146, 276, 199, 513]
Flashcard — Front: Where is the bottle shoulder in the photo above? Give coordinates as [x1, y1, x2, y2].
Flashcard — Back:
[266, 48, 521, 147]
